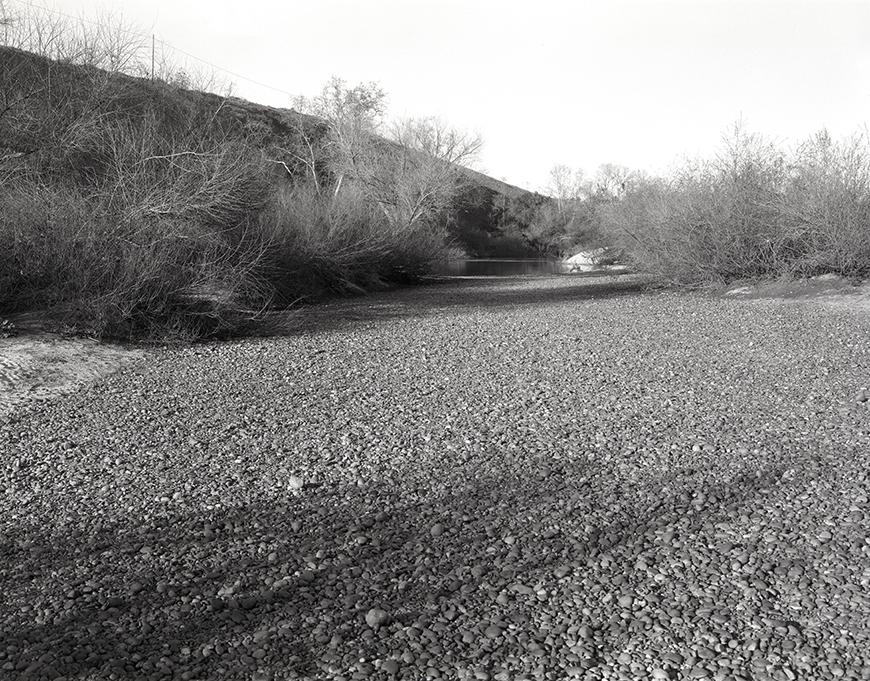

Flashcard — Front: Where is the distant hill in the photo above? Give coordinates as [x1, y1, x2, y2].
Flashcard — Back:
[1, 45, 545, 257]
[461, 167, 532, 201]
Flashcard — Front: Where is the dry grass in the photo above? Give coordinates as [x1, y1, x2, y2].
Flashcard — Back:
[598, 127, 870, 283]
[0, 43, 455, 338]
[255, 184, 452, 302]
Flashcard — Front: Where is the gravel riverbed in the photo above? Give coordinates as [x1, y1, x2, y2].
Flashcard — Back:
[1, 275, 869, 681]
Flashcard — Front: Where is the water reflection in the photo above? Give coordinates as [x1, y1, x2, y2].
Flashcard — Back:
[438, 259, 571, 277]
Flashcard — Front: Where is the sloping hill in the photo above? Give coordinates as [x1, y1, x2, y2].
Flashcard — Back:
[461, 166, 532, 201]
[1, 45, 542, 257]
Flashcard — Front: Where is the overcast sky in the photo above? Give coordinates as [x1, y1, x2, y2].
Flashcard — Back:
[22, 0, 870, 191]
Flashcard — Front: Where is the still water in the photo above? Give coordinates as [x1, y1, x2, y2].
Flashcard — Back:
[438, 259, 571, 277]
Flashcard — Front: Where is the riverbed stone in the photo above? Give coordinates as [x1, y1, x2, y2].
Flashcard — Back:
[1, 275, 868, 680]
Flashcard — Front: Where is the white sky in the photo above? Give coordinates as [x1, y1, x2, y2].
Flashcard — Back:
[19, 0, 870, 191]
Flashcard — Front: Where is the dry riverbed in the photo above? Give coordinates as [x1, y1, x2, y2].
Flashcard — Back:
[1, 274, 869, 681]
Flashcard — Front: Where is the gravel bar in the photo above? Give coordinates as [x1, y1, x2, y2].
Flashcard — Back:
[1, 275, 869, 681]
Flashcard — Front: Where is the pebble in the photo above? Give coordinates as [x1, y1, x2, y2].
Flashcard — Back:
[1, 276, 868, 681]
[365, 608, 389, 629]
[485, 625, 504, 639]
[617, 595, 634, 609]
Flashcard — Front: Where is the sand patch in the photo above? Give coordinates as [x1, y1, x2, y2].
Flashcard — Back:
[723, 276, 870, 317]
[814, 283, 870, 316]
[0, 335, 144, 418]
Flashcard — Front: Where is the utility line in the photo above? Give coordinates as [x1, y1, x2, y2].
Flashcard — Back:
[3, 0, 300, 100]
[152, 39, 298, 99]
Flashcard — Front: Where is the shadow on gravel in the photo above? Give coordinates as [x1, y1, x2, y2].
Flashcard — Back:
[0, 453, 793, 679]
[261, 275, 651, 338]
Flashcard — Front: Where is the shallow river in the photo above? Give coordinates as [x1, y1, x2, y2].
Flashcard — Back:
[438, 258, 571, 276]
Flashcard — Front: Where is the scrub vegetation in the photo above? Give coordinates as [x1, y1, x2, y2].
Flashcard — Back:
[0, 5, 484, 338]
[537, 127, 870, 283]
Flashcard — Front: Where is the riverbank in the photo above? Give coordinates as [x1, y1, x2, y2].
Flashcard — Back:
[1, 274, 868, 680]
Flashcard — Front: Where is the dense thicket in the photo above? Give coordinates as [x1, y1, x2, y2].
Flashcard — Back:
[599, 128, 870, 282]
[535, 128, 870, 282]
[0, 12, 492, 337]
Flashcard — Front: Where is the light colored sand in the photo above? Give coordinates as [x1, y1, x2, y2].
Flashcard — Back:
[724, 276, 870, 317]
[816, 283, 870, 315]
[0, 335, 144, 418]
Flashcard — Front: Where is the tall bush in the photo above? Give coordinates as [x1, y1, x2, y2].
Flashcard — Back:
[1, 9, 479, 338]
[254, 183, 450, 301]
[598, 126, 870, 282]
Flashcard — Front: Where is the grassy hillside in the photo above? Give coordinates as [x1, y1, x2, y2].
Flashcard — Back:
[2, 47, 542, 254]
[0, 45, 544, 338]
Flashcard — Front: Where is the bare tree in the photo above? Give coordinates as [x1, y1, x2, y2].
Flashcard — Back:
[290, 78, 481, 231]
[1, 1, 14, 28]
[375, 117, 481, 229]
[593, 163, 634, 198]
[548, 164, 588, 211]
[1, 3, 146, 69]
[290, 77, 386, 195]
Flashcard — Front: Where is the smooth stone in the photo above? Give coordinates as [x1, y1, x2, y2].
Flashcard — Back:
[365, 608, 389, 629]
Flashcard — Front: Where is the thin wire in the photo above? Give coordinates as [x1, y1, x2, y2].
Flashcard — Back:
[153, 39, 298, 99]
[3, 0, 299, 99]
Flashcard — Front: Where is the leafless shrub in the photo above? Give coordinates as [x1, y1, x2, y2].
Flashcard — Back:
[254, 182, 451, 301]
[598, 124, 870, 283]
[2, 13, 472, 337]
[0, 8, 272, 337]
[293, 78, 481, 230]
[1, 2, 146, 70]
[0, 115, 273, 338]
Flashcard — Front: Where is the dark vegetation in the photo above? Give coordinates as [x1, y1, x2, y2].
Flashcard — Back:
[0, 6, 546, 339]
